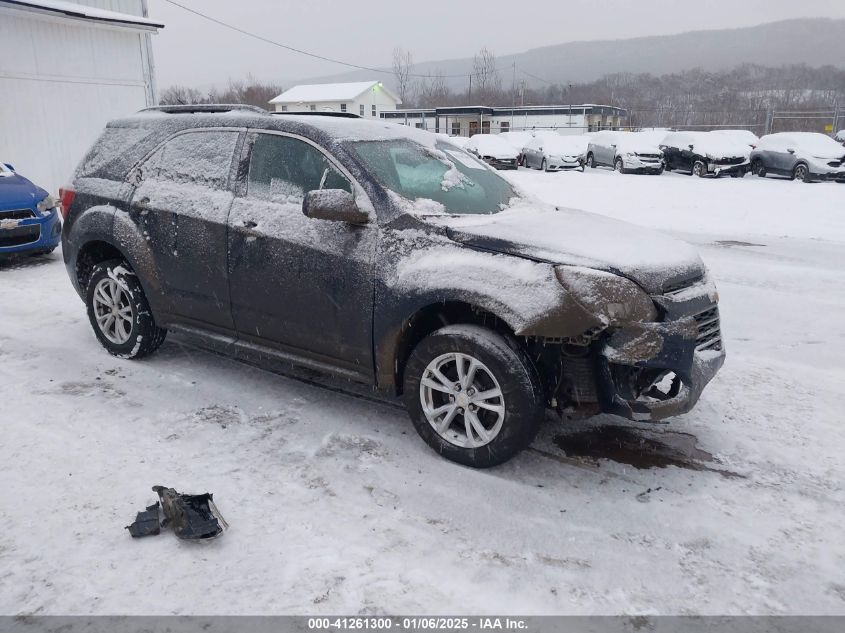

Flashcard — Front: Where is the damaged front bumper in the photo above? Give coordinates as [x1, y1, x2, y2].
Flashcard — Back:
[709, 159, 750, 176]
[592, 280, 725, 421]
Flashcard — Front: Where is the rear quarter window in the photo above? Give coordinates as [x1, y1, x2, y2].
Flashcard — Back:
[75, 127, 156, 179]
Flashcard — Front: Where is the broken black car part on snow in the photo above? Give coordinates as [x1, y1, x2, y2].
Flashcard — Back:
[126, 486, 227, 540]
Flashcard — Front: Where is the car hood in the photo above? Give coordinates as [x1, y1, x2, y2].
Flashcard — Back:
[0, 174, 47, 209]
[432, 203, 705, 294]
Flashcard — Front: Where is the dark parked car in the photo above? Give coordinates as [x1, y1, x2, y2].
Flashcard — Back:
[660, 131, 750, 178]
[750, 133, 845, 182]
[1, 162, 62, 258]
[62, 105, 725, 467]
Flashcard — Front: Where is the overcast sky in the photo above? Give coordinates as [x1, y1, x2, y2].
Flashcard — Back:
[148, 0, 845, 89]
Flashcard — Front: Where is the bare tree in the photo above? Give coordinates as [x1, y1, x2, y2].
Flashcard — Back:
[471, 47, 502, 102]
[415, 70, 450, 108]
[392, 47, 414, 105]
[159, 85, 206, 105]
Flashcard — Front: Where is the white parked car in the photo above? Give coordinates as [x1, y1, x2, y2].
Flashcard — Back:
[586, 131, 664, 174]
[711, 129, 760, 149]
[836, 129, 845, 145]
[522, 135, 590, 172]
[750, 132, 845, 183]
[463, 135, 519, 170]
[437, 134, 470, 149]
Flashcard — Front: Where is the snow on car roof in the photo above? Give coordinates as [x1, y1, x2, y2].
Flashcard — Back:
[662, 131, 750, 156]
[711, 129, 760, 145]
[538, 135, 590, 152]
[269, 81, 400, 104]
[758, 132, 845, 157]
[3, 0, 164, 29]
[465, 135, 519, 158]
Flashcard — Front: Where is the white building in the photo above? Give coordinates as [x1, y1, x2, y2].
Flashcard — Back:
[269, 81, 401, 118]
[382, 105, 627, 136]
[0, 0, 163, 194]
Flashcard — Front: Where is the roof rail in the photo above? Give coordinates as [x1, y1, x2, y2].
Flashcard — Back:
[271, 111, 361, 119]
[139, 104, 268, 115]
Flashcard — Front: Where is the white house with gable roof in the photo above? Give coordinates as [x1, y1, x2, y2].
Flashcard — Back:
[269, 81, 401, 118]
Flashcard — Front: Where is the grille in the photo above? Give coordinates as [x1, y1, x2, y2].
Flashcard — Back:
[0, 224, 40, 248]
[716, 157, 744, 165]
[0, 209, 35, 220]
[637, 153, 662, 160]
[662, 273, 704, 295]
[693, 306, 722, 352]
[828, 160, 843, 168]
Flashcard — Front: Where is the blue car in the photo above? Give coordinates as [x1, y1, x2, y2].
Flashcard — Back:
[0, 162, 62, 257]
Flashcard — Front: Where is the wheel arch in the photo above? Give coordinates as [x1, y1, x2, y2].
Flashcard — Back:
[382, 300, 520, 396]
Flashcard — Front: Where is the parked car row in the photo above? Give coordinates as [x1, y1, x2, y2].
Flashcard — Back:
[444, 128, 845, 183]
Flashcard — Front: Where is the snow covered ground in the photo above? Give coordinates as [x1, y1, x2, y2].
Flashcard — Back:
[1, 169, 844, 615]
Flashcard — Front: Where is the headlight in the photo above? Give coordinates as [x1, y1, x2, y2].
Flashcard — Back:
[625, 152, 635, 158]
[555, 266, 657, 325]
[36, 195, 58, 216]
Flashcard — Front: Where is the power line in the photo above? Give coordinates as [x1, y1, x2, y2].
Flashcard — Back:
[162, 0, 497, 80]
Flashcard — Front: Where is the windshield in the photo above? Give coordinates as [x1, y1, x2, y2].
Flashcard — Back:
[347, 140, 516, 215]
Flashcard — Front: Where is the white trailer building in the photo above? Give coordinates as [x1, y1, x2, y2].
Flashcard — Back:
[269, 81, 401, 118]
[381, 104, 627, 136]
[0, 0, 163, 194]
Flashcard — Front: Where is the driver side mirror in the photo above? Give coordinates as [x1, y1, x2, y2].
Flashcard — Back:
[688, 145, 694, 151]
[303, 189, 369, 225]
[787, 148, 796, 154]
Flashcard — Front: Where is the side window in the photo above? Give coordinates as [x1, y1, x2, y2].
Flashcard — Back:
[142, 131, 239, 190]
[247, 134, 351, 204]
[360, 104, 365, 117]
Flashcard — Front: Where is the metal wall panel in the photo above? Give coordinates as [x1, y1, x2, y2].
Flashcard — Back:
[0, 2, 156, 194]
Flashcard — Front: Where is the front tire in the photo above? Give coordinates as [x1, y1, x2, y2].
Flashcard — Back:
[751, 159, 766, 177]
[586, 153, 595, 168]
[614, 157, 625, 173]
[541, 158, 549, 172]
[793, 163, 812, 183]
[692, 160, 707, 177]
[403, 325, 543, 468]
[86, 259, 166, 359]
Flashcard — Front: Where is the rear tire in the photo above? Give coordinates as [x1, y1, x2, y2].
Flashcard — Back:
[403, 325, 543, 468]
[86, 259, 166, 359]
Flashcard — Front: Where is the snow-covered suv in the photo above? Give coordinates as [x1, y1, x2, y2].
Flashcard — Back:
[62, 105, 725, 467]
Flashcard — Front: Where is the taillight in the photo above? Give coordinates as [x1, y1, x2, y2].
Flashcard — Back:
[58, 186, 75, 220]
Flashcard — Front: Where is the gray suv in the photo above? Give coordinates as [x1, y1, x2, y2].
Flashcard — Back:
[61, 105, 725, 467]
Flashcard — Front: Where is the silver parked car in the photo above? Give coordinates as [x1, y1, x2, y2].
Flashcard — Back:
[750, 133, 845, 183]
[586, 131, 664, 174]
[522, 135, 590, 172]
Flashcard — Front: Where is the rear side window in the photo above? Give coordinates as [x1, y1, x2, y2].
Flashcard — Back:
[247, 134, 351, 204]
[76, 127, 156, 179]
[141, 131, 239, 190]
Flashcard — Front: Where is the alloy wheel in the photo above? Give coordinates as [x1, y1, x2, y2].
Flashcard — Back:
[419, 352, 505, 449]
[92, 278, 134, 344]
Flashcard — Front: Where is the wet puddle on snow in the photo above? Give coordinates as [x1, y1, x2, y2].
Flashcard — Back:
[554, 426, 743, 478]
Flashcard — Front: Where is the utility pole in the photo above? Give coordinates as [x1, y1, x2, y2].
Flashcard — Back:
[468, 74, 472, 105]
